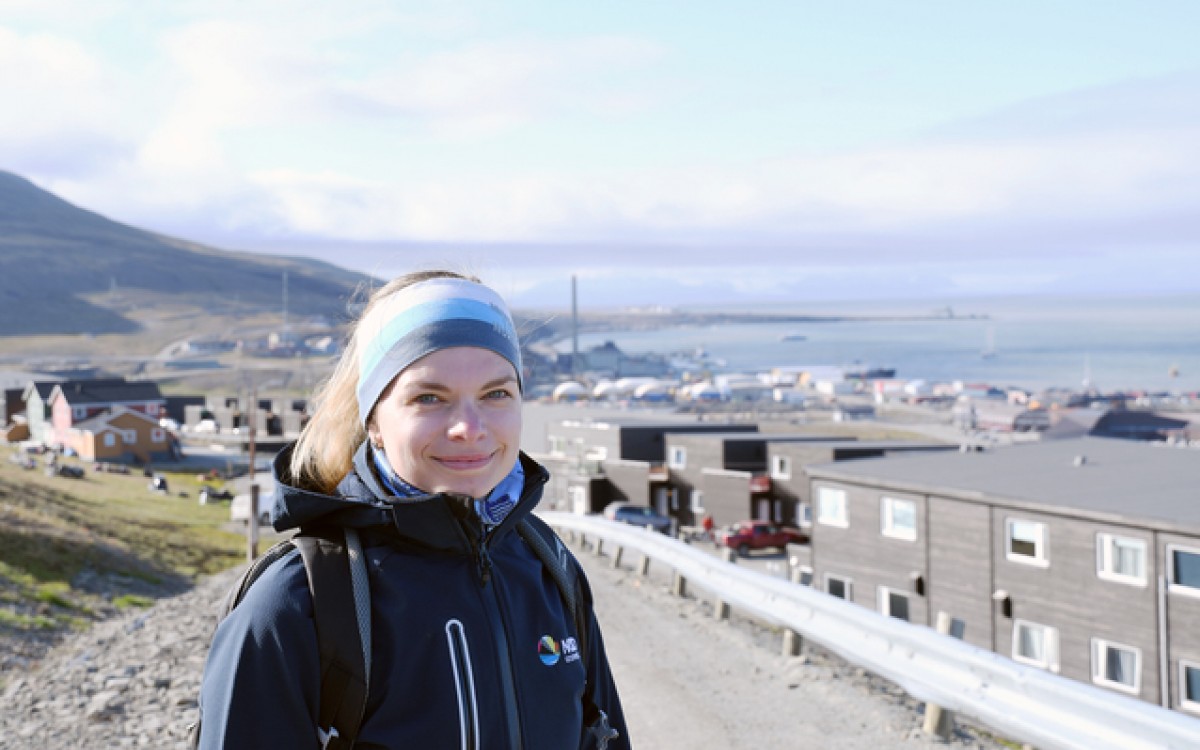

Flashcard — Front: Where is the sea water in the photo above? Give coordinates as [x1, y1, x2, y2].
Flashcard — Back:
[556, 294, 1200, 393]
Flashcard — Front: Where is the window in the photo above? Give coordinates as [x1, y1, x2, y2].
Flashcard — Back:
[816, 487, 848, 528]
[585, 446, 608, 462]
[881, 497, 917, 541]
[1096, 533, 1147, 585]
[690, 489, 705, 514]
[770, 454, 791, 480]
[103, 433, 116, 448]
[1090, 638, 1141, 694]
[151, 428, 165, 443]
[825, 573, 852, 600]
[878, 587, 910, 621]
[1181, 661, 1200, 714]
[796, 502, 812, 528]
[1168, 545, 1200, 596]
[667, 446, 687, 469]
[121, 430, 136, 445]
[1012, 620, 1059, 672]
[1006, 518, 1048, 567]
[796, 566, 814, 586]
[566, 485, 587, 512]
[73, 406, 87, 419]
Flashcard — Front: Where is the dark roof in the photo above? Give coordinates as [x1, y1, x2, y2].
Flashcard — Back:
[766, 439, 953, 452]
[807, 437, 1200, 532]
[73, 406, 158, 431]
[51, 379, 164, 406]
[22, 380, 60, 400]
[557, 417, 748, 431]
[1044, 407, 1190, 440]
[669, 432, 853, 443]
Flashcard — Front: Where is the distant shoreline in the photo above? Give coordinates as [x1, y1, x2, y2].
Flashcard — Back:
[520, 309, 988, 346]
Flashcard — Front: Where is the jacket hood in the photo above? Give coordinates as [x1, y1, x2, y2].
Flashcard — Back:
[269, 442, 550, 539]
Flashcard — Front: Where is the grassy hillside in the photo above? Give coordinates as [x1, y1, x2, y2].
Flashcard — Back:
[0, 170, 379, 336]
[0, 452, 249, 666]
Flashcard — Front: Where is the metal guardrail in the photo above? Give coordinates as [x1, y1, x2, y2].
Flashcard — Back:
[540, 512, 1200, 750]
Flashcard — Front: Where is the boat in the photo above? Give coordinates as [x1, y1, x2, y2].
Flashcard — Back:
[843, 363, 896, 380]
[981, 326, 997, 359]
[779, 333, 807, 342]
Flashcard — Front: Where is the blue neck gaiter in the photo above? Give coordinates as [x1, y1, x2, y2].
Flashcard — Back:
[370, 444, 524, 528]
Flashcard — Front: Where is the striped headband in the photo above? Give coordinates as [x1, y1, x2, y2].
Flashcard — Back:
[356, 277, 522, 424]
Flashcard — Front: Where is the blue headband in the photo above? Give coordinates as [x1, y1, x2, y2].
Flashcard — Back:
[356, 278, 522, 424]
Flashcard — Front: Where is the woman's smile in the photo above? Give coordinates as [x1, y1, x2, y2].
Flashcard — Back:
[369, 346, 522, 499]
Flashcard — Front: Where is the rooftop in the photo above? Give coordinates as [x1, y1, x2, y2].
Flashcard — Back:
[807, 436, 1200, 532]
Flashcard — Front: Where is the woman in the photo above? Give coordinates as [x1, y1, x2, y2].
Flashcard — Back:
[197, 270, 629, 749]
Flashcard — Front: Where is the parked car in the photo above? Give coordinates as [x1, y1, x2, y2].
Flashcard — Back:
[230, 492, 272, 526]
[198, 486, 234, 504]
[602, 502, 672, 534]
[716, 520, 808, 557]
[49, 464, 85, 479]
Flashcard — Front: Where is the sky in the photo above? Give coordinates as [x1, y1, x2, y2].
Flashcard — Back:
[3, 0, 1200, 310]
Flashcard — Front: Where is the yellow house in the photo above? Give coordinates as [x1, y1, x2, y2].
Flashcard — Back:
[66, 406, 172, 464]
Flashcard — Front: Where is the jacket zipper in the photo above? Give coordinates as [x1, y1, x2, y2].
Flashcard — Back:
[455, 468, 551, 750]
[481, 566, 524, 750]
[445, 619, 480, 750]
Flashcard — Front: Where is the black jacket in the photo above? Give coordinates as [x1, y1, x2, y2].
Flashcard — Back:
[197, 443, 630, 749]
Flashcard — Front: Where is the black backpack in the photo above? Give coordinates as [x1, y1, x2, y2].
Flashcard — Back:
[190, 516, 615, 749]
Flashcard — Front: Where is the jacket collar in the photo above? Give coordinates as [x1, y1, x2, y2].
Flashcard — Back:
[270, 442, 549, 553]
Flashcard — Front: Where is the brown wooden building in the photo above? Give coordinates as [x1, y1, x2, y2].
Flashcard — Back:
[805, 437, 1200, 715]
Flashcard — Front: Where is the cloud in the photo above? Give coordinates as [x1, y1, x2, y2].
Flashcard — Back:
[8, 6, 1198, 305]
[335, 35, 665, 138]
[0, 25, 136, 175]
[199, 110, 1198, 257]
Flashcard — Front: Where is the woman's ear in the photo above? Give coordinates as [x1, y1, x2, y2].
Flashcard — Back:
[367, 421, 382, 450]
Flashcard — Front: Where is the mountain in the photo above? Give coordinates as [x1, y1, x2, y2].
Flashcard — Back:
[0, 170, 378, 336]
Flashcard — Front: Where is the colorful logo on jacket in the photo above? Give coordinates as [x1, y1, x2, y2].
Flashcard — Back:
[537, 635, 561, 666]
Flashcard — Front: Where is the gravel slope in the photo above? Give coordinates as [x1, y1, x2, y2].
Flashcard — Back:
[0, 538, 1016, 749]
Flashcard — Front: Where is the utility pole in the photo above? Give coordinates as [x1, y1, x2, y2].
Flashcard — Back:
[282, 270, 289, 340]
[571, 275, 579, 380]
[246, 382, 259, 561]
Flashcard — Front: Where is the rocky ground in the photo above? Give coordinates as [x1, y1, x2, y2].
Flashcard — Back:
[0, 538, 1018, 749]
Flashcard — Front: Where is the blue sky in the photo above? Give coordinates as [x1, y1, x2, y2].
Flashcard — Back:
[3, 1, 1199, 308]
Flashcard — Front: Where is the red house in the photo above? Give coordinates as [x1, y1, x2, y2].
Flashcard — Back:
[47, 378, 165, 450]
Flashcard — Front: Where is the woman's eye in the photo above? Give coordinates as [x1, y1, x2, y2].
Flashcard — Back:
[484, 388, 513, 400]
[413, 393, 442, 405]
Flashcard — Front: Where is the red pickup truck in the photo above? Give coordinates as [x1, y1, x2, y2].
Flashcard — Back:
[717, 520, 808, 557]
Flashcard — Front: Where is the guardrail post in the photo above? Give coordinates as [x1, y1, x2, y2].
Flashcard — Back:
[638, 554, 651, 576]
[782, 628, 802, 657]
[611, 546, 623, 569]
[922, 611, 957, 739]
[671, 570, 687, 598]
[713, 547, 735, 620]
[594, 538, 604, 557]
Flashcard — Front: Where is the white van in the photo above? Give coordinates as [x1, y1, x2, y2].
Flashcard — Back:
[230, 477, 275, 526]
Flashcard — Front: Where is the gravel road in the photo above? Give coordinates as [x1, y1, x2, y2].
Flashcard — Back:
[579, 536, 1012, 750]
[0, 534, 1016, 749]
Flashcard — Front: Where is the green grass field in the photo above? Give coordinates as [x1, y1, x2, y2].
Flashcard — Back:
[0, 451, 247, 637]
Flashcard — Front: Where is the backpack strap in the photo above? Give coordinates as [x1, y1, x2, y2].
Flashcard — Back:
[190, 539, 299, 748]
[216, 539, 298, 620]
[517, 518, 619, 748]
[295, 526, 371, 750]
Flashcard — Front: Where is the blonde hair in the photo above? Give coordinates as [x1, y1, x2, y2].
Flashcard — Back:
[289, 269, 478, 493]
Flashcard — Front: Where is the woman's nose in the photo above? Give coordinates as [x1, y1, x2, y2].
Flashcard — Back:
[447, 401, 485, 440]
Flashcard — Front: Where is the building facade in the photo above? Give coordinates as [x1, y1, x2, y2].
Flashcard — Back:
[805, 437, 1200, 715]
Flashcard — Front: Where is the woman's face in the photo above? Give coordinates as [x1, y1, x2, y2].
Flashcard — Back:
[368, 346, 522, 499]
